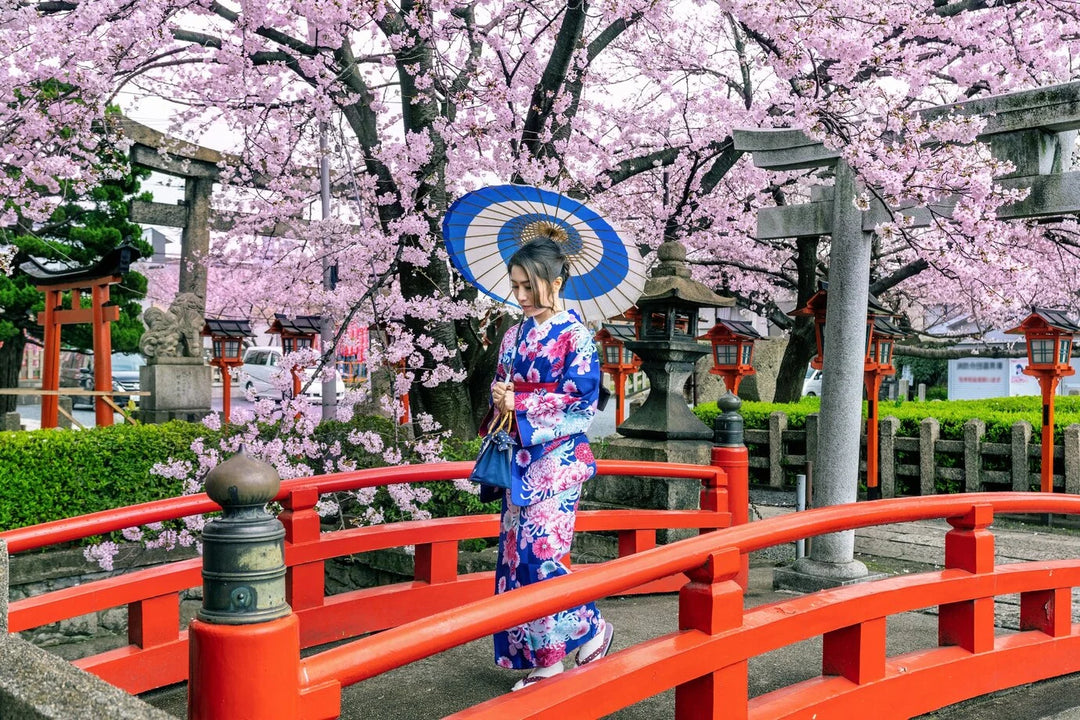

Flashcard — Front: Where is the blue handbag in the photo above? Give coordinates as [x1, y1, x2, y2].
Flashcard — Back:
[470, 410, 514, 491]
[472, 320, 526, 498]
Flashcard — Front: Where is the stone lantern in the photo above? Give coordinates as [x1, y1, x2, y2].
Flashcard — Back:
[596, 240, 733, 544]
[617, 240, 733, 440]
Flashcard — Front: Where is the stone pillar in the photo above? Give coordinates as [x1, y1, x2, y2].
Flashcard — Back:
[785, 159, 873, 588]
[1064, 424, 1080, 496]
[180, 176, 211, 311]
[57, 396, 73, 430]
[3, 412, 21, 432]
[768, 411, 788, 489]
[920, 417, 940, 496]
[138, 357, 213, 424]
[964, 418, 986, 493]
[879, 416, 899, 498]
[1012, 421, 1033, 492]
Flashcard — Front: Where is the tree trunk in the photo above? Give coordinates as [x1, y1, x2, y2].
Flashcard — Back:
[0, 335, 27, 415]
[772, 236, 821, 403]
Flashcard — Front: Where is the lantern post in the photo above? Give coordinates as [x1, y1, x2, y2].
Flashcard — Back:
[594, 323, 640, 425]
[862, 315, 905, 499]
[267, 314, 321, 399]
[201, 319, 254, 424]
[698, 319, 763, 396]
[1005, 308, 1080, 492]
[790, 284, 903, 499]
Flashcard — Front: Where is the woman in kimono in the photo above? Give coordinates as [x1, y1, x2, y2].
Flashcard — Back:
[489, 238, 614, 691]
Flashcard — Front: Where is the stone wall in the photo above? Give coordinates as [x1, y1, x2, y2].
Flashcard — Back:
[0, 541, 171, 719]
[9, 544, 201, 659]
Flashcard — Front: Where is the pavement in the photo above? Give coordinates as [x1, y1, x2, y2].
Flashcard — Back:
[134, 496, 1080, 719]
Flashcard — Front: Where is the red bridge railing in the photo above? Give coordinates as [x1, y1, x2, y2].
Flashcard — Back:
[337, 494, 1077, 720]
[1, 460, 730, 696]
[7, 461, 1080, 718]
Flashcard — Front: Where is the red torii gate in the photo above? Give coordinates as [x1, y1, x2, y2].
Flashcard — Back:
[19, 243, 140, 428]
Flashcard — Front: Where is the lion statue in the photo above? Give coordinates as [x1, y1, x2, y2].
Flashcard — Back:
[140, 292, 205, 358]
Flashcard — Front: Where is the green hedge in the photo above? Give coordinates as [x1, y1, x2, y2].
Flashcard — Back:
[0, 421, 212, 531]
[0, 416, 496, 533]
[693, 395, 1080, 445]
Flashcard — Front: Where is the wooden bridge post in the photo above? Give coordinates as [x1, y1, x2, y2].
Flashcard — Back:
[675, 548, 746, 720]
[280, 487, 325, 612]
[939, 504, 995, 653]
[189, 453, 304, 720]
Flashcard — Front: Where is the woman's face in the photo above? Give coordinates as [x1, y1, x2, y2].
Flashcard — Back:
[510, 264, 556, 322]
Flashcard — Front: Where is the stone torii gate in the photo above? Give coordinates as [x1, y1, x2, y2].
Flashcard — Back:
[733, 82, 1080, 590]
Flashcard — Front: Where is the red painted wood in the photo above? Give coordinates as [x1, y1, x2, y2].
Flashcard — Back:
[128, 594, 180, 647]
[189, 615, 301, 720]
[74, 634, 189, 694]
[711, 445, 748, 587]
[281, 487, 325, 611]
[822, 617, 886, 683]
[1020, 587, 1071, 636]
[21, 457, 1080, 719]
[676, 549, 746, 719]
[9, 559, 201, 632]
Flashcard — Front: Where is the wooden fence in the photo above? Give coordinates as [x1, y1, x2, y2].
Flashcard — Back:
[748, 412, 1080, 496]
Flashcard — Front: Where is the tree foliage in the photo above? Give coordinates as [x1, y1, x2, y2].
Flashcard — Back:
[2, 0, 1079, 427]
[0, 103, 151, 412]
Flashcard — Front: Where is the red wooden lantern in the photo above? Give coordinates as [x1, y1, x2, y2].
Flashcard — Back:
[268, 314, 321, 355]
[1005, 307, 1080, 492]
[789, 287, 828, 370]
[698, 320, 762, 395]
[201, 318, 255, 423]
[594, 323, 640, 425]
[268, 314, 321, 398]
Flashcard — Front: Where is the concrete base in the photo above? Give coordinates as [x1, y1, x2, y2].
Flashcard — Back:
[139, 359, 212, 424]
[590, 434, 711, 544]
[773, 557, 886, 593]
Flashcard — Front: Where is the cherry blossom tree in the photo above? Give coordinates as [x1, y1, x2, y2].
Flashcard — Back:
[3, 0, 1080, 423]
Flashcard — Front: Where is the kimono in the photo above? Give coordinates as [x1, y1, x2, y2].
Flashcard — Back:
[492, 309, 606, 669]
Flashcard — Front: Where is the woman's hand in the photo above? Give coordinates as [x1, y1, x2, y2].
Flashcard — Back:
[492, 381, 515, 414]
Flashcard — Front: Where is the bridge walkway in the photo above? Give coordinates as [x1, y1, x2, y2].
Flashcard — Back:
[137, 506, 1080, 719]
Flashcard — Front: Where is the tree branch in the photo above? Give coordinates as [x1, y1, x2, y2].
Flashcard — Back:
[869, 258, 930, 295]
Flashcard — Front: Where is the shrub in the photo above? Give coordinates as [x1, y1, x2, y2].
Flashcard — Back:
[0, 421, 214, 531]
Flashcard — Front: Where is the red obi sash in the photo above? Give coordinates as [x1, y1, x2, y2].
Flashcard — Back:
[479, 381, 558, 437]
[515, 381, 558, 393]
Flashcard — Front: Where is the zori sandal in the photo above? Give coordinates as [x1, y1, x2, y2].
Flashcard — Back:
[575, 621, 614, 666]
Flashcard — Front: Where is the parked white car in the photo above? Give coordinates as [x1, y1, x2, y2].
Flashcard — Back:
[239, 346, 345, 401]
[802, 367, 823, 397]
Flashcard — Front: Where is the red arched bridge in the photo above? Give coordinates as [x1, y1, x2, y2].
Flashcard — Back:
[4, 458, 1080, 719]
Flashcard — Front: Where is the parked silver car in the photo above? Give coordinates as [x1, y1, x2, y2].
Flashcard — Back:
[239, 346, 345, 400]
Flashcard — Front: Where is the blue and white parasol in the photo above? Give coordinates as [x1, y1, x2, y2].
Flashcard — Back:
[441, 184, 646, 322]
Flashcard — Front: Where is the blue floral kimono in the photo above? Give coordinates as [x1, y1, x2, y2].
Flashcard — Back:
[492, 309, 606, 670]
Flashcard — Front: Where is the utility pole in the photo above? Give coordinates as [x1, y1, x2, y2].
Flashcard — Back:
[319, 122, 336, 421]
